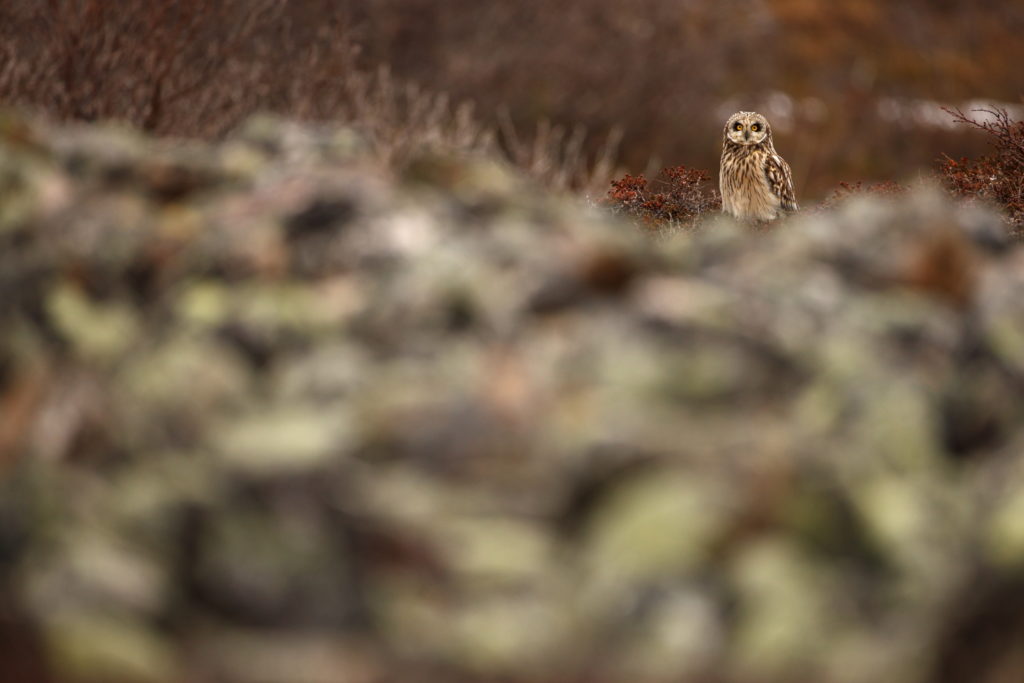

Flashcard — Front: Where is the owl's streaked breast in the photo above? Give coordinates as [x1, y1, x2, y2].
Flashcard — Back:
[720, 147, 781, 222]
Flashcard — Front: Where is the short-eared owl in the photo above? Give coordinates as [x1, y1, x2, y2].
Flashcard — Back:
[720, 111, 798, 222]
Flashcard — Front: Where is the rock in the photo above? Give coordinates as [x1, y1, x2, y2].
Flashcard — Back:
[2, 109, 1024, 682]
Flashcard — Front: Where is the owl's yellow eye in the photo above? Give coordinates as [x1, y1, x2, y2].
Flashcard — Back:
[751, 124, 761, 132]
[733, 122, 743, 131]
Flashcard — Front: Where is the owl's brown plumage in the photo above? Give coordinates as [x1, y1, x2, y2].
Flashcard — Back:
[719, 111, 798, 222]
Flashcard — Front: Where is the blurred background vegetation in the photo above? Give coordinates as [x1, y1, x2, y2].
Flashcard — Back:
[2, 0, 1024, 198]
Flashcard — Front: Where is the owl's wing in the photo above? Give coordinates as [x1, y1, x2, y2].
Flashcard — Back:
[765, 153, 798, 212]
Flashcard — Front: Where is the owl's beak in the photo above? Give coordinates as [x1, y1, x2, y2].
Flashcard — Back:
[743, 130, 750, 141]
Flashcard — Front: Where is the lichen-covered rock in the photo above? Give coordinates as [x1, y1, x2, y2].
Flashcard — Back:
[2, 110, 1024, 683]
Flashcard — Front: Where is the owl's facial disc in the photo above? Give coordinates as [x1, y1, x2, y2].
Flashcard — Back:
[725, 112, 770, 145]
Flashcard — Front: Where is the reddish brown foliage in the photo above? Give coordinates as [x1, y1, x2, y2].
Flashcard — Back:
[5, 1, 1023, 199]
[820, 180, 908, 209]
[0, 0, 613, 191]
[605, 166, 721, 229]
[0, 0, 324, 137]
[939, 108, 1024, 230]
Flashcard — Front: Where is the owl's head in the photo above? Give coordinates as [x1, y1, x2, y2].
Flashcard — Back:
[723, 111, 772, 146]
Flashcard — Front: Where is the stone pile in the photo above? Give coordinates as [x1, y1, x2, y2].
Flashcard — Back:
[2, 111, 1024, 683]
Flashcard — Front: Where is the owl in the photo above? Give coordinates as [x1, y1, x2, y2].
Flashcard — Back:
[719, 111, 798, 222]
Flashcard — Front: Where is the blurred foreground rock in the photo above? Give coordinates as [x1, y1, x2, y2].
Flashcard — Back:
[3, 110, 1024, 683]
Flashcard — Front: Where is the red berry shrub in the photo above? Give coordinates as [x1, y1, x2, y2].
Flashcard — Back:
[939, 107, 1024, 233]
[605, 165, 720, 231]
